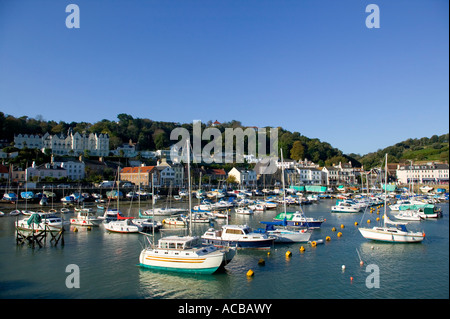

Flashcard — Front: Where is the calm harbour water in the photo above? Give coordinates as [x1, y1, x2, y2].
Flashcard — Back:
[0, 199, 448, 299]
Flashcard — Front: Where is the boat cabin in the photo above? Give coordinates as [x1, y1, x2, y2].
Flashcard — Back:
[157, 236, 200, 250]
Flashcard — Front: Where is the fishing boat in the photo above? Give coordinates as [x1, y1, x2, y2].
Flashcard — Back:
[202, 224, 275, 249]
[138, 139, 235, 274]
[359, 154, 425, 243]
[70, 209, 102, 227]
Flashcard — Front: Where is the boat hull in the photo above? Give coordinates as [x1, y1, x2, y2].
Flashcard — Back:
[202, 238, 274, 249]
[358, 227, 424, 243]
[139, 249, 224, 274]
[268, 230, 312, 243]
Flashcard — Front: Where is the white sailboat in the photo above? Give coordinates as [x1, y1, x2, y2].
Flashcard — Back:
[358, 154, 425, 243]
[139, 139, 235, 273]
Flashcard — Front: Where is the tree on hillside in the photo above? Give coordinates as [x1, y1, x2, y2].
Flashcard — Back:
[290, 141, 305, 161]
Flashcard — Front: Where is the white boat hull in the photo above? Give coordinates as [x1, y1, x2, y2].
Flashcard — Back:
[358, 227, 424, 243]
[139, 246, 225, 274]
[268, 229, 312, 243]
[104, 220, 141, 233]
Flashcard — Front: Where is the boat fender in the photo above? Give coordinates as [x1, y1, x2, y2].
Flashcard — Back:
[354, 222, 358, 226]
[367, 219, 371, 224]
[246, 269, 254, 277]
[340, 224, 345, 229]
[337, 232, 342, 237]
[331, 227, 336, 232]
[285, 250, 292, 257]
[258, 258, 265, 266]
[310, 241, 317, 247]
[299, 246, 305, 252]
[326, 236, 331, 241]
[73, 227, 78, 232]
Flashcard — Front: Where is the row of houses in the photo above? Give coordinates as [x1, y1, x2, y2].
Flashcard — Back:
[2, 156, 448, 187]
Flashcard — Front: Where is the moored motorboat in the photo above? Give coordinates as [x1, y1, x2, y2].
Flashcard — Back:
[70, 209, 102, 227]
[273, 211, 325, 228]
[139, 235, 234, 274]
[201, 224, 275, 249]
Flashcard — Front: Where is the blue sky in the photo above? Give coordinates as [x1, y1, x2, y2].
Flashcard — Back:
[0, 0, 448, 155]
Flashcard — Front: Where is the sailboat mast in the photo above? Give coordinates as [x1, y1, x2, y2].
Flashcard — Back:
[281, 149, 287, 215]
[187, 139, 192, 237]
[383, 153, 387, 227]
[151, 172, 155, 245]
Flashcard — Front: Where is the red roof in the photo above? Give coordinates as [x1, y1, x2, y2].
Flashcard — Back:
[121, 166, 155, 174]
[210, 168, 226, 175]
[213, 120, 221, 125]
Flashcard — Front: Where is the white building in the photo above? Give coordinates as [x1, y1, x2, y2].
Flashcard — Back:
[111, 141, 137, 157]
[42, 129, 109, 156]
[26, 162, 67, 181]
[15, 130, 109, 156]
[296, 167, 323, 185]
[396, 163, 449, 184]
[14, 134, 44, 149]
[276, 159, 297, 170]
[228, 167, 257, 185]
[52, 158, 85, 181]
[156, 158, 184, 187]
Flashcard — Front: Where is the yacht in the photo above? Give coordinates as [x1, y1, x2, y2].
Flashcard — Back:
[139, 235, 234, 274]
[202, 224, 275, 249]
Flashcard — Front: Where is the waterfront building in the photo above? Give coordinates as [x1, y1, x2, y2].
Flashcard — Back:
[26, 161, 67, 181]
[228, 167, 257, 186]
[120, 165, 156, 186]
[396, 162, 449, 184]
[296, 167, 323, 185]
[322, 166, 339, 185]
[51, 157, 85, 181]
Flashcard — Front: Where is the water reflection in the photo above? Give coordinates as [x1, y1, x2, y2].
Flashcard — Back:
[138, 267, 230, 299]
